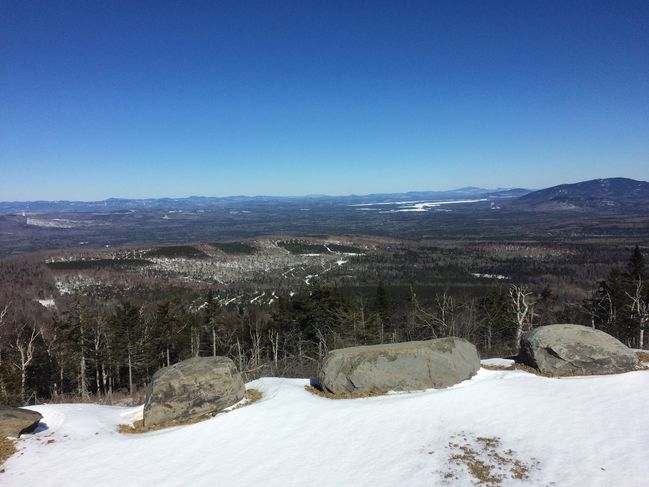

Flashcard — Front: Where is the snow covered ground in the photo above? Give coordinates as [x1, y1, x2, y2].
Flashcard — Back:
[4, 364, 649, 486]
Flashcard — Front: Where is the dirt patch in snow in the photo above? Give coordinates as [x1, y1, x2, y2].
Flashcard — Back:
[0, 438, 17, 468]
[442, 433, 539, 486]
[481, 364, 514, 371]
[304, 385, 386, 399]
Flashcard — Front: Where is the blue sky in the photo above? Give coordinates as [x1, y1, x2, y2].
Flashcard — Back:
[1, 1, 648, 200]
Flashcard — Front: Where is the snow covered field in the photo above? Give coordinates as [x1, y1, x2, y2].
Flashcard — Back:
[4, 363, 649, 486]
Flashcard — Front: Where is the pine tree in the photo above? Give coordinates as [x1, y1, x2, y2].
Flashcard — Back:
[112, 302, 142, 395]
[627, 245, 646, 281]
[374, 281, 391, 343]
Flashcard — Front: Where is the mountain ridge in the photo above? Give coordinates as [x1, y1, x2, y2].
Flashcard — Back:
[513, 177, 649, 210]
[0, 187, 529, 214]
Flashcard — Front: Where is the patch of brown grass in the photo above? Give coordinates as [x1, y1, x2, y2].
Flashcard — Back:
[304, 385, 385, 400]
[117, 388, 262, 434]
[480, 364, 512, 371]
[117, 413, 211, 434]
[443, 433, 538, 486]
[512, 363, 557, 377]
[229, 388, 262, 410]
[0, 438, 17, 468]
[636, 351, 649, 364]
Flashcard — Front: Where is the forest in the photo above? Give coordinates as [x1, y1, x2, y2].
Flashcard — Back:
[0, 241, 647, 407]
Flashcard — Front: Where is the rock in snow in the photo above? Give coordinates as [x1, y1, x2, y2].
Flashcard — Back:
[518, 324, 639, 375]
[143, 356, 245, 427]
[318, 337, 480, 394]
[0, 406, 42, 438]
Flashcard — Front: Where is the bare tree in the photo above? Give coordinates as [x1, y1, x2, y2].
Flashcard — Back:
[0, 305, 8, 326]
[268, 328, 279, 370]
[406, 289, 441, 338]
[626, 277, 648, 349]
[11, 323, 40, 403]
[509, 285, 535, 353]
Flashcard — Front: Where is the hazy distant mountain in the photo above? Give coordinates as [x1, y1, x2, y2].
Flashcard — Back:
[5, 179, 646, 214]
[0, 187, 528, 214]
[514, 178, 649, 210]
[484, 188, 531, 199]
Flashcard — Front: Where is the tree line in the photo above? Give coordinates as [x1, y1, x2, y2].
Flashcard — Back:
[0, 246, 646, 406]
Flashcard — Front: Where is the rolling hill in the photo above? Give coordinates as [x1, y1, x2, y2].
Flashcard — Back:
[513, 178, 649, 210]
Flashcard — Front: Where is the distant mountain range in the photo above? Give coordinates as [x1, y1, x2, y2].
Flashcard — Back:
[0, 187, 531, 214]
[0, 178, 646, 214]
[513, 177, 649, 210]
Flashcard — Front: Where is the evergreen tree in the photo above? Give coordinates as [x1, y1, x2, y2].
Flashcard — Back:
[536, 284, 556, 326]
[112, 302, 142, 395]
[374, 281, 391, 343]
[627, 245, 646, 281]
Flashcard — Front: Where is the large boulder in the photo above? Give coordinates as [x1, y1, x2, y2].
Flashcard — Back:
[518, 324, 639, 375]
[143, 356, 245, 427]
[317, 337, 480, 394]
[0, 406, 42, 438]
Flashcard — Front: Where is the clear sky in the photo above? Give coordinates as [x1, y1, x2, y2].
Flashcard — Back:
[1, 1, 648, 200]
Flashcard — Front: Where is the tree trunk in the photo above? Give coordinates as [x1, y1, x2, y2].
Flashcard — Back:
[20, 358, 27, 403]
[80, 353, 88, 400]
[94, 338, 101, 394]
[236, 338, 243, 371]
[640, 328, 645, 350]
[79, 320, 89, 401]
[128, 351, 133, 396]
[101, 362, 108, 397]
[59, 362, 64, 396]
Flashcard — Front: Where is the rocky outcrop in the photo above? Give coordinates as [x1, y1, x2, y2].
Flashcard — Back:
[317, 337, 480, 394]
[0, 407, 42, 438]
[518, 324, 639, 375]
[143, 356, 245, 427]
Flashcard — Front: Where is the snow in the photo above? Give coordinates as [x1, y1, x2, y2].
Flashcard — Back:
[480, 358, 515, 367]
[353, 199, 488, 213]
[4, 368, 649, 486]
[472, 272, 509, 280]
[37, 298, 56, 309]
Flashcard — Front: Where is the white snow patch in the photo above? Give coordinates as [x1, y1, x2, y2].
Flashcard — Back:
[472, 272, 509, 280]
[481, 358, 515, 367]
[37, 299, 56, 309]
[4, 371, 649, 486]
[54, 280, 71, 295]
[353, 199, 487, 211]
[223, 296, 241, 306]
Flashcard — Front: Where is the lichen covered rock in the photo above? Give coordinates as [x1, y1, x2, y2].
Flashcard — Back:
[518, 324, 638, 375]
[317, 337, 480, 394]
[0, 407, 42, 438]
[143, 356, 245, 427]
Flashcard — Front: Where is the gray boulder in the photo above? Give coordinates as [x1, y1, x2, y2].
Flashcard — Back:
[0, 406, 42, 438]
[518, 324, 639, 375]
[143, 356, 245, 427]
[317, 337, 480, 394]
